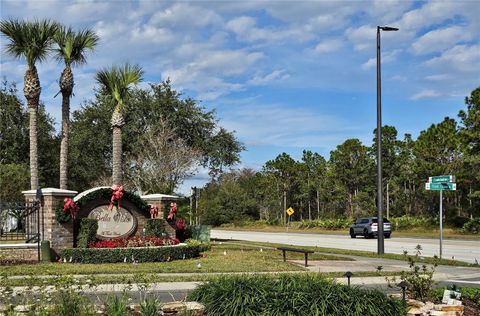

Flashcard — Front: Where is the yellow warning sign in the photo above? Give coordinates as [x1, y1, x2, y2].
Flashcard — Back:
[286, 207, 295, 216]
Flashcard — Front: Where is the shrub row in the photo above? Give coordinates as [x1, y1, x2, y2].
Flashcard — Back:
[59, 244, 200, 263]
[189, 274, 405, 316]
[298, 218, 354, 229]
[462, 218, 480, 234]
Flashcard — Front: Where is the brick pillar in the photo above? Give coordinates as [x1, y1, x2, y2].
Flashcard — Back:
[23, 188, 77, 254]
[141, 194, 179, 239]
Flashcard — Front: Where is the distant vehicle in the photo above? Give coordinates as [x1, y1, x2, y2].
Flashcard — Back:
[349, 217, 391, 239]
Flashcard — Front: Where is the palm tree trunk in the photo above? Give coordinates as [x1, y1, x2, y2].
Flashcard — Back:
[59, 91, 70, 189]
[111, 110, 125, 185]
[112, 125, 123, 185]
[24, 66, 41, 190]
[29, 107, 39, 190]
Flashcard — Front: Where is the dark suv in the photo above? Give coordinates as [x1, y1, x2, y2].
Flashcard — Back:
[349, 217, 391, 239]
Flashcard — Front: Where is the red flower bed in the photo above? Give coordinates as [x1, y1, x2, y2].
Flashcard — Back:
[90, 236, 180, 248]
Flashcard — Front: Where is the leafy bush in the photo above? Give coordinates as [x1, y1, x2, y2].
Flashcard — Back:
[77, 218, 98, 248]
[59, 244, 201, 263]
[189, 274, 405, 316]
[448, 216, 470, 228]
[90, 236, 179, 248]
[390, 216, 436, 230]
[298, 218, 354, 229]
[462, 218, 480, 234]
[145, 218, 166, 237]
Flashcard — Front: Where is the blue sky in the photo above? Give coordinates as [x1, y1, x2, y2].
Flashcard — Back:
[1, 0, 479, 194]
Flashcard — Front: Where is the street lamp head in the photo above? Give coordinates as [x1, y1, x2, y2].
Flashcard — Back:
[379, 26, 399, 31]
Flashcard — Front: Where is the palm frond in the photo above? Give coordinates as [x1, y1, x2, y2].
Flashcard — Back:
[95, 64, 143, 109]
[53, 26, 99, 67]
[0, 19, 59, 68]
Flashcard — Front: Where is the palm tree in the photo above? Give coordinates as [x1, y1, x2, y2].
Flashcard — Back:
[95, 64, 143, 185]
[54, 26, 99, 189]
[1, 19, 59, 190]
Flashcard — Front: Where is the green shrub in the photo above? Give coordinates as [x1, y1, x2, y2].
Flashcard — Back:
[462, 218, 480, 234]
[448, 216, 470, 228]
[298, 218, 354, 229]
[189, 274, 405, 316]
[77, 218, 98, 248]
[145, 219, 166, 237]
[59, 244, 200, 263]
[390, 216, 436, 230]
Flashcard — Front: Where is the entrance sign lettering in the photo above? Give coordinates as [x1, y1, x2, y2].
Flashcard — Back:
[88, 205, 137, 239]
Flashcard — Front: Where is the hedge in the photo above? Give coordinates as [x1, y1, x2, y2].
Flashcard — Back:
[59, 244, 200, 263]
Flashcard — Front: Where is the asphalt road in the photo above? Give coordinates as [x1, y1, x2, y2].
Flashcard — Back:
[211, 230, 480, 264]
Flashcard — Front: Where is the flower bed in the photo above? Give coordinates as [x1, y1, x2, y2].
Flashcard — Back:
[59, 244, 200, 263]
[89, 236, 179, 248]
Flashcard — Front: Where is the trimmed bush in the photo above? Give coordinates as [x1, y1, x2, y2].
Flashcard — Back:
[59, 244, 201, 263]
[189, 274, 405, 316]
[77, 218, 98, 248]
[145, 218, 166, 237]
[462, 218, 480, 234]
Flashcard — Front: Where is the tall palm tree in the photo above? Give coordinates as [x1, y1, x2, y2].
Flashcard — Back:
[1, 19, 59, 190]
[54, 26, 99, 189]
[95, 64, 143, 185]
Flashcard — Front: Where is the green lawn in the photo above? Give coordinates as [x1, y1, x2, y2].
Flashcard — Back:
[221, 240, 480, 267]
[0, 243, 354, 278]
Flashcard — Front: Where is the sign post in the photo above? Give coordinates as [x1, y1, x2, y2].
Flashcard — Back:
[425, 175, 456, 259]
[286, 207, 294, 231]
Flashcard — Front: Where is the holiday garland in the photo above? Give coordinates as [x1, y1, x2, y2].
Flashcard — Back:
[55, 187, 149, 224]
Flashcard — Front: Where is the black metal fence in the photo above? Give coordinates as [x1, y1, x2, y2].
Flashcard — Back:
[0, 201, 41, 261]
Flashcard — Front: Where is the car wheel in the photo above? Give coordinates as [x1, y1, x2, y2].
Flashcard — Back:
[350, 229, 356, 238]
[363, 229, 370, 239]
[385, 234, 391, 239]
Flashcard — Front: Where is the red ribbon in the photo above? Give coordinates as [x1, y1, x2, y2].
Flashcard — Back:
[108, 184, 124, 211]
[149, 205, 159, 219]
[63, 198, 79, 219]
[167, 202, 177, 221]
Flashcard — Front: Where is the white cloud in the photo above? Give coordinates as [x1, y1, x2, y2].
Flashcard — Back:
[412, 26, 472, 55]
[248, 70, 290, 86]
[424, 74, 450, 81]
[226, 16, 312, 43]
[362, 49, 401, 70]
[425, 45, 480, 73]
[314, 39, 343, 54]
[410, 89, 442, 100]
[149, 3, 222, 28]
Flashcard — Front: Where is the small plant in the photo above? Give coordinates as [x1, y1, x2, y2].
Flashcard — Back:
[140, 297, 160, 316]
[104, 294, 128, 316]
[462, 218, 480, 234]
[77, 218, 98, 248]
[387, 255, 438, 301]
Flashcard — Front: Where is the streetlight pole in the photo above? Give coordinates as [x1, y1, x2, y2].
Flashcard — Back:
[376, 25, 398, 255]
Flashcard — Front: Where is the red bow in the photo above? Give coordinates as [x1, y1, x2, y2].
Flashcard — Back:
[168, 202, 177, 220]
[63, 198, 79, 219]
[108, 184, 124, 211]
[149, 205, 159, 219]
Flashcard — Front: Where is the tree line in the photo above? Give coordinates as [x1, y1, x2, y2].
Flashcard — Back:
[198, 87, 480, 226]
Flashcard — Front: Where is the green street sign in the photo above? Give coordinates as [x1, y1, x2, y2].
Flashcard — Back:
[425, 182, 456, 191]
[428, 175, 455, 183]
